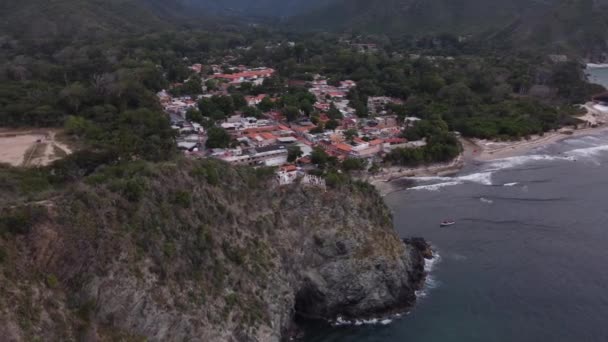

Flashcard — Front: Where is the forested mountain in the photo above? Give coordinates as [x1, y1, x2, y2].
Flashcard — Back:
[183, 0, 608, 56]
[0, 0, 203, 40]
[492, 0, 608, 57]
[4, 0, 608, 56]
[186, 0, 335, 18]
[289, 0, 545, 34]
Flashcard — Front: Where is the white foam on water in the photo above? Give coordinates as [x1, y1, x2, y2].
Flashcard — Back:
[449, 253, 468, 261]
[565, 144, 608, 159]
[457, 172, 493, 185]
[424, 252, 441, 273]
[503, 182, 518, 187]
[416, 253, 441, 298]
[408, 172, 493, 192]
[485, 154, 575, 171]
[333, 315, 401, 327]
[408, 176, 454, 182]
[408, 181, 463, 191]
[479, 197, 493, 204]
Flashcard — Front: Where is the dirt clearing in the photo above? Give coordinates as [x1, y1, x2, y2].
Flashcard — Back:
[0, 129, 72, 167]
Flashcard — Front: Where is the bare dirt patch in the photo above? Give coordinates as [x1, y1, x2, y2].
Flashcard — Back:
[0, 129, 72, 167]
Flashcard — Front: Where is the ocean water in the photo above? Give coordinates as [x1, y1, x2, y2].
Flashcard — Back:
[587, 66, 608, 88]
[305, 131, 608, 341]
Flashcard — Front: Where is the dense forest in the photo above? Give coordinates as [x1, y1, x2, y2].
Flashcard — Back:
[0, 0, 605, 170]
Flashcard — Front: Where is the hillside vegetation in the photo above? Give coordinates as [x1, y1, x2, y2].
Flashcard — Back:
[0, 158, 427, 341]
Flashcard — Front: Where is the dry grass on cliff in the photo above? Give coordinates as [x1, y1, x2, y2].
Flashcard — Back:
[0, 157, 403, 341]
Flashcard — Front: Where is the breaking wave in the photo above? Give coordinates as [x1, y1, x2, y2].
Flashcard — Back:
[473, 195, 569, 203]
[408, 181, 463, 191]
[485, 154, 576, 171]
[334, 316, 399, 327]
[479, 197, 494, 204]
[408, 172, 494, 191]
[415, 253, 441, 299]
[565, 144, 608, 159]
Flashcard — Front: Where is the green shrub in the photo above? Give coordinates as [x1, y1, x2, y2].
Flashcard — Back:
[191, 162, 221, 185]
[0, 206, 46, 236]
[0, 247, 7, 264]
[46, 274, 59, 288]
[171, 191, 191, 208]
[120, 178, 147, 202]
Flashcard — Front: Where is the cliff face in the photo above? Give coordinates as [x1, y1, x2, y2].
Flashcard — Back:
[0, 159, 428, 341]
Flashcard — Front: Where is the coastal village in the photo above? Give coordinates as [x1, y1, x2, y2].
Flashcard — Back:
[155, 53, 608, 191]
[158, 62, 427, 186]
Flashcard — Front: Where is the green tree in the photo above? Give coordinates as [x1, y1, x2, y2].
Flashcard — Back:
[258, 97, 274, 112]
[287, 145, 303, 163]
[186, 108, 204, 124]
[283, 106, 301, 122]
[231, 94, 247, 109]
[325, 119, 340, 130]
[205, 126, 231, 149]
[205, 79, 218, 91]
[183, 77, 202, 95]
[342, 158, 367, 172]
[242, 106, 263, 118]
[311, 147, 329, 166]
[344, 129, 358, 142]
[327, 103, 343, 120]
[60, 82, 88, 113]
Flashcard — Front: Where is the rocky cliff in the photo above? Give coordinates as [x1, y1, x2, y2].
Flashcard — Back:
[0, 158, 430, 341]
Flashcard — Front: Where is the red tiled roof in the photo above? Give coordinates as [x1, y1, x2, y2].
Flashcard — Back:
[213, 69, 275, 81]
[369, 139, 384, 146]
[384, 138, 407, 144]
[335, 143, 353, 152]
[281, 164, 297, 172]
[243, 126, 277, 134]
[293, 125, 315, 132]
[260, 132, 276, 140]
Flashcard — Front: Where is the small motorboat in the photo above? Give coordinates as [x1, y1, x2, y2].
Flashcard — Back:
[440, 220, 456, 227]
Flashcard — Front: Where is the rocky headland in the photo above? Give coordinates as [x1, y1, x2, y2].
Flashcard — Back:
[0, 158, 431, 341]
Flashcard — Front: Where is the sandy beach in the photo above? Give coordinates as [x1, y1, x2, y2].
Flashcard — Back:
[368, 103, 608, 195]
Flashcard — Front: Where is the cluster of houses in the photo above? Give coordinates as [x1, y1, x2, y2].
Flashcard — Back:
[211, 67, 275, 87]
[158, 64, 426, 186]
[309, 77, 357, 116]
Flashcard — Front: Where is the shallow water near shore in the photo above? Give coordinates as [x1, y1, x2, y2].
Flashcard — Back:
[304, 131, 608, 341]
[587, 66, 608, 88]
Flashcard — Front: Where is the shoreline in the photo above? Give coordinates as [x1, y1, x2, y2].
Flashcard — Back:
[368, 123, 608, 196]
